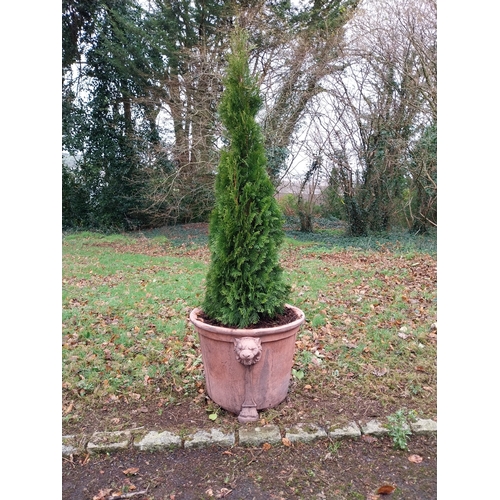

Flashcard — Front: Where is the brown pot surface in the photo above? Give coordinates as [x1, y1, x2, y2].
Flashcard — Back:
[189, 305, 305, 419]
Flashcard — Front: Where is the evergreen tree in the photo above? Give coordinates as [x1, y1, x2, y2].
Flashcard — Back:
[203, 30, 290, 328]
[62, 0, 164, 229]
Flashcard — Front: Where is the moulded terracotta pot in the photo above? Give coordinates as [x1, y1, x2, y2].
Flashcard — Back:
[189, 304, 305, 423]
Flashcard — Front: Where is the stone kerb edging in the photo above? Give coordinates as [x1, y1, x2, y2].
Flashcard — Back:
[62, 418, 437, 456]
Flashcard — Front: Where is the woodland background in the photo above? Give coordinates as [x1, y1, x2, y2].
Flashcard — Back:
[62, 0, 437, 236]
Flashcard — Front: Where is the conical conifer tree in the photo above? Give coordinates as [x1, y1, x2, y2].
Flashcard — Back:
[203, 29, 290, 328]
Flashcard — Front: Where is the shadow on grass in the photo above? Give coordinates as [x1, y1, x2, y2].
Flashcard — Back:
[140, 220, 436, 255]
[285, 228, 437, 254]
[139, 223, 210, 247]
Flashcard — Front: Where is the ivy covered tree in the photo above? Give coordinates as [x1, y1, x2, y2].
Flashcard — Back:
[304, 0, 436, 235]
[202, 30, 290, 328]
[407, 122, 437, 233]
[62, 0, 164, 229]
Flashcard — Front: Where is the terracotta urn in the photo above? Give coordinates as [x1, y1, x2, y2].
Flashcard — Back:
[189, 304, 305, 423]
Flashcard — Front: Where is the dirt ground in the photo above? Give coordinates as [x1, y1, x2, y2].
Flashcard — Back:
[62, 388, 437, 500]
[62, 433, 436, 500]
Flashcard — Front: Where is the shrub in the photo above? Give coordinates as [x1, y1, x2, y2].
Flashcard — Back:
[278, 193, 298, 216]
[202, 30, 290, 328]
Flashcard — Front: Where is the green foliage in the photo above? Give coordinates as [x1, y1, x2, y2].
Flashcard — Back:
[62, 0, 101, 68]
[311, 314, 325, 328]
[386, 408, 418, 450]
[292, 368, 305, 380]
[297, 158, 322, 233]
[266, 146, 290, 185]
[278, 194, 298, 216]
[349, 125, 408, 235]
[320, 185, 346, 221]
[333, 57, 422, 236]
[63, 1, 361, 232]
[62, 0, 166, 231]
[343, 194, 368, 236]
[203, 30, 290, 328]
[407, 123, 437, 234]
[285, 226, 436, 254]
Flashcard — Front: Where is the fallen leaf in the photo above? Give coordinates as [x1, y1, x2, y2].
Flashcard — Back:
[375, 484, 396, 495]
[63, 401, 74, 415]
[216, 488, 233, 498]
[122, 467, 139, 475]
[408, 454, 423, 463]
[93, 489, 112, 500]
[373, 367, 388, 377]
[123, 478, 136, 490]
[262, 442, 272, 451]
[282, 437, 292, 447]
[367, 365, 388, 377]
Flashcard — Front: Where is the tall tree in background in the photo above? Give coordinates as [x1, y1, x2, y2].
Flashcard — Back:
[139, 0, 359, 226]
[63, 0, 166, 229]
[306, 0, 436, 235]
[407, 122, 436, 233]
[136, 0, 230, 226]
[63, 0, 437, 234]
[63, 0, 359, 229]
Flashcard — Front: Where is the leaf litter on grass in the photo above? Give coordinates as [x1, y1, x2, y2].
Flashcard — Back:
[62, 227, 436, 436]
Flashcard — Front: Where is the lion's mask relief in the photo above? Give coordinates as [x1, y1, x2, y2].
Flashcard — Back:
[234, 337, 262, 366]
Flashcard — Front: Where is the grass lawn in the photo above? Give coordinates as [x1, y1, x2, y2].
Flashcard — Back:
[62, 226, 436, 435]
